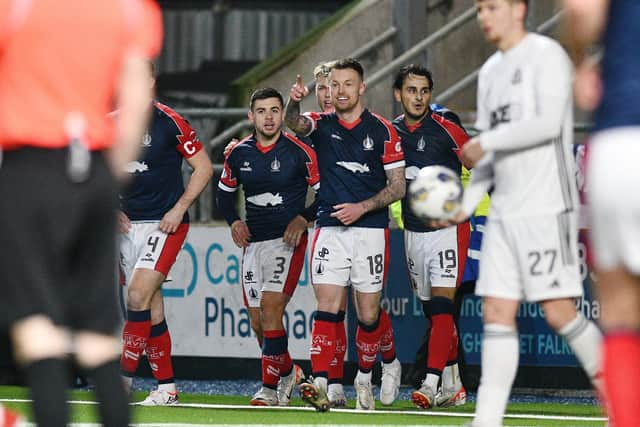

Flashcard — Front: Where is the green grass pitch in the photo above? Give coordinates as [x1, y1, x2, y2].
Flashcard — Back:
[0, 386, 606, 426]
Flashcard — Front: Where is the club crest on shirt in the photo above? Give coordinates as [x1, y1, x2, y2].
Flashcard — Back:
[270, 157, 281, 172]
[417, 136, 426, 151]
[240, 161, 252, 172]
[362, 135, 374, 151]
[142, 133, 152, 147]
[512, 68, 522, 85]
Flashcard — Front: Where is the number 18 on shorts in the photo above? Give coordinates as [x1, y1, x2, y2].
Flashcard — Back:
[310, 227, 390, 293]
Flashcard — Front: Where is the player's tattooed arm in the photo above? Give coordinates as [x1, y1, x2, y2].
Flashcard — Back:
[284, 99, 313, 136]
[331, 167, 406, 226]
[284, 75, 313, 135]
[362, 167, 406, 212]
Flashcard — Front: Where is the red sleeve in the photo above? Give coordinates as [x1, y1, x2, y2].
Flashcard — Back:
[218, 135, 252, 191]
[302, 111, 328, 136]
[155, 102, 203, 158]
[285, 132, 320, 190]
[219, 157, 238, 192]
[125, 0, 163, 59]
[433, 112, 470, 160]
[371, 112, 404, 168]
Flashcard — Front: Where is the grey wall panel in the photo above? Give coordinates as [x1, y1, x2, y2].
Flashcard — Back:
[158, 8, 331, 73]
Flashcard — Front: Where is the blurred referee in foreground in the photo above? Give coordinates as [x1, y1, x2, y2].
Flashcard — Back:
[0, 1, 162, 426]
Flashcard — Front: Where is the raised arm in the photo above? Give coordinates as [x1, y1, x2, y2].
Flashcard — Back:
[284, 75, 314, 136]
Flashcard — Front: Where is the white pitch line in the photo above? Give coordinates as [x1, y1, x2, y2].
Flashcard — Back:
[0, 398, 607, 423]
[21, 425, 472, 427]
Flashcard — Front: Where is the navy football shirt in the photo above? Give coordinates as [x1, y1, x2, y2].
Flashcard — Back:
[120, 102, 203, 222]
[218, 132, 320, 242]
[393, 110, 469, 232]
[595, 0, 640, 130]
[305, 109, 404, 228]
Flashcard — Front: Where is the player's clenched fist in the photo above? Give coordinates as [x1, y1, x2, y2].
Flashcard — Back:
[289, 74, 310, 102]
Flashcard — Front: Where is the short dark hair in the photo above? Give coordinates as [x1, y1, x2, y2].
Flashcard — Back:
[331, 58, 364, 80]
[393, 64, 434, 91]
[249, 87, 284, 110]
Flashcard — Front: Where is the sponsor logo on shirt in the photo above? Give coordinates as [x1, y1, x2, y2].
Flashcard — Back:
[490, 104, 512, 128]
[417, 136, 426, 152]
[240, 161, 252, 172]
[124, 161, 149, 174]
[247, 192, 284, 207]
[336, 161, 370, 174]
[331, 133, 343, 141]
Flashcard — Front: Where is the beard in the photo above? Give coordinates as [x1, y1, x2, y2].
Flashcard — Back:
[256, 127, 280, 140]
[403, 105, 429, 122]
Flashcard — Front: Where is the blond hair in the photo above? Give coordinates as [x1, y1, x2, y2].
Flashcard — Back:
[313, 60, 338, 79]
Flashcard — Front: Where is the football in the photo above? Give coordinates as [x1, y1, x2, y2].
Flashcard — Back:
[408, 165, 463, 220]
